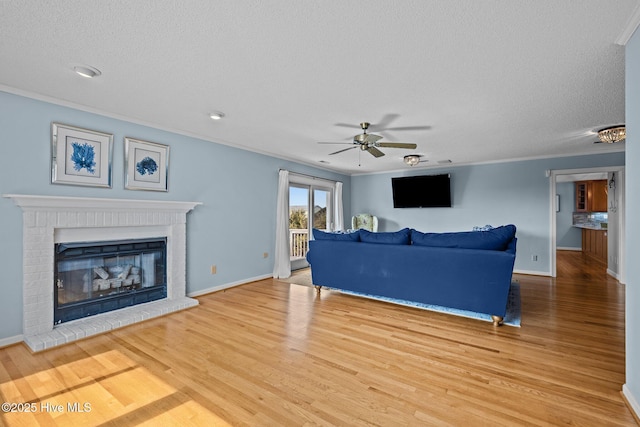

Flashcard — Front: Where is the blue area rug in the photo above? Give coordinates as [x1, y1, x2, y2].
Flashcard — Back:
[338, 281, 521, 327]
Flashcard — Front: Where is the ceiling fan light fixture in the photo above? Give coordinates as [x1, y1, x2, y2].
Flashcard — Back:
[597, 125, 626, 143]
[404, 154, 421, 166]
[73, 65, 101, 79]
[209, 111, 225, 120]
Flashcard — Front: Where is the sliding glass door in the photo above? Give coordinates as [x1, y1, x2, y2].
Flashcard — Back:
[289, 182, 333, 270]
[289, 185, 309, 268]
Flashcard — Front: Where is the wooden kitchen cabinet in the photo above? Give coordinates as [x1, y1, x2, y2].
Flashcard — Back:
[575, 181, 587, 211]
[582, 228, 608, 263]
[575, 180, 607, 212]
[589, 180, 608, 212]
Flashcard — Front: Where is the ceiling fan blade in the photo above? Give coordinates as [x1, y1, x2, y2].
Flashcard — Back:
[384, 125, 431, 131]
[329, 146, 358, 155]
[366, 146, 385, 158]
[317, 141, 353, 145]
[334, 122, 361, 129]
[377, 142, 418, 149]
[369, 113, 400, 131]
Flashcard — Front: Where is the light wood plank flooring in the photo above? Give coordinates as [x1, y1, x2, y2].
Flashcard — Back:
[0, 251, 635, 426]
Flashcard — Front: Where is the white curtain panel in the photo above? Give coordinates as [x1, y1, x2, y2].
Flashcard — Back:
[334, 181, 344, 231]
[273, 169, 291, 278]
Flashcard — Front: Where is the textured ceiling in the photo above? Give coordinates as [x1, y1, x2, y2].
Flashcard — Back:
[0, 1, 636, 174]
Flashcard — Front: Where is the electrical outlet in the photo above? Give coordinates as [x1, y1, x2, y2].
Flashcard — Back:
[210, 265, 217, 274]
[531, 255, 538, 261]
[263, 252, 269, 258]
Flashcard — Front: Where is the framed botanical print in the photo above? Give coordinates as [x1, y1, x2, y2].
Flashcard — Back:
[51, 123, 113, 188]
[124, 137, 169, 191]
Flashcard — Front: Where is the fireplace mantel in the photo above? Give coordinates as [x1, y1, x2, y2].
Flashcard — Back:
[3, 194, 202, 352]
[4, 194, 201, 212]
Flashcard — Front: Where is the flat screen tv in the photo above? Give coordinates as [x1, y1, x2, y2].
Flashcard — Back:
[392, 174, 452, 208]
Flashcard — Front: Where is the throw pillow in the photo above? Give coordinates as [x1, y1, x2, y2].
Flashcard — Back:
[472, 224, 494, 231]
[359, 228, 411, 245]
[411, 224, 516, 250]
[312, 228, 360, 242]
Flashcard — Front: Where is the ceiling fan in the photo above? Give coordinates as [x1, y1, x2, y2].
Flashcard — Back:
[318, 122, 418, 158]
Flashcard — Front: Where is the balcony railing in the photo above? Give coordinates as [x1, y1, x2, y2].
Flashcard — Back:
[289, 229, 308, 260]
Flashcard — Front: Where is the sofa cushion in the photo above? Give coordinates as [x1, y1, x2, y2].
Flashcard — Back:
[313, 229, 361, 242]
[359, 228, 411, 245]
[411, 224, 516, 251]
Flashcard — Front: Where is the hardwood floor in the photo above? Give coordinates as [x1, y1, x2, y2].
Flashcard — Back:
[0, 251, 635, 426]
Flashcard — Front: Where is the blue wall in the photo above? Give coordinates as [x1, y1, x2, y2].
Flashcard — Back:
[0, 90, 350, 342]
[556, 182, 581, 249]
[625, 26, 640, 417]
[351, 153, 624, 274]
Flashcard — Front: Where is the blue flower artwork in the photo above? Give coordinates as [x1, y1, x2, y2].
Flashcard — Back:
[54, 125, 112, 188]
[70, 142, 96, 174]
[126, 141, 166, 190]
[136, 157, 158, 176]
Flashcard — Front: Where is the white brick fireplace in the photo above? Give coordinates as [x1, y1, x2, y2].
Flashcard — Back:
[4, 194, 201, 352]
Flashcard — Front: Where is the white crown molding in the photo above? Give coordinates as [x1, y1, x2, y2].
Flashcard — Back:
[350, 147, 626, 177]
[0, 85, 348, 179]
[616, 2, 640, 45]
[0, 84, 626, 178]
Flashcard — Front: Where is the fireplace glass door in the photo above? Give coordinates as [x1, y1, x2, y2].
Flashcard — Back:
[54, 238, 167, 324]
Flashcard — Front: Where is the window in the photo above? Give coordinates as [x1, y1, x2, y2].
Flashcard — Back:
[288, 180, 333, 269]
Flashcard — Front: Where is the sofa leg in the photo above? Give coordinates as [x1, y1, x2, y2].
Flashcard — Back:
[314, 285, 322, 294]
[491, 315, 504, 326]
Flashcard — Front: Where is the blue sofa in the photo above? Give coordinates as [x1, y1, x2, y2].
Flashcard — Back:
[306, 225, 517, 325]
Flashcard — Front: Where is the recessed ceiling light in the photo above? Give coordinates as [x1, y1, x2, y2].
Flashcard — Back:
[209, 111, 225, 120]
[73, 65, 101, 78]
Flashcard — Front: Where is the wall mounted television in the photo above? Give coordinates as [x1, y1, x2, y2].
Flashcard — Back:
[391, 173, 452, 208]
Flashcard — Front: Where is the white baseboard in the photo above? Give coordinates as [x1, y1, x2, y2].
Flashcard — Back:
[188, 273, 272, 297]
[607, 268, 621, 280]
[622, 384, 640, 422]
[513, 269, 551, 277]
[557, 247, 582, 251]
[0, 334, 23, 349]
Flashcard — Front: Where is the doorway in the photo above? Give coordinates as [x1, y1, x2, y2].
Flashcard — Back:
[288, 183, 333, 271]
[550, 166, 625, 282]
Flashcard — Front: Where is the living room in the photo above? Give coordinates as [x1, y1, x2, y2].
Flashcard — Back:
[1, 1, 639, 425]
